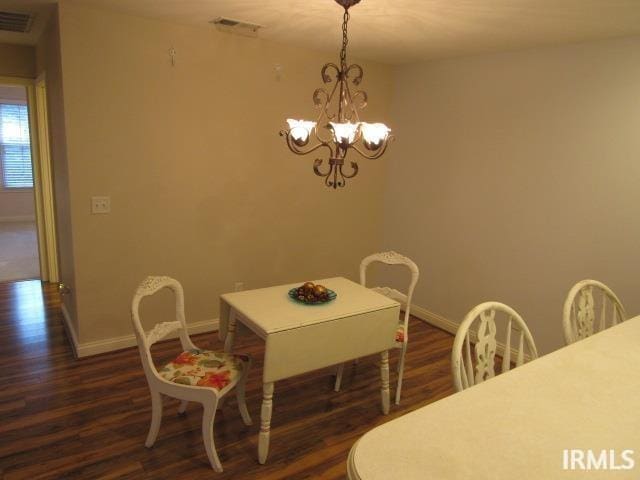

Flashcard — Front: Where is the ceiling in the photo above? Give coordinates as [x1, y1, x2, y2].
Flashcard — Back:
[2, 0, 640, 64]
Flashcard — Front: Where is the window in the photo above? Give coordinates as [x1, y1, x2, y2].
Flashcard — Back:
[0, 103, 33, 189]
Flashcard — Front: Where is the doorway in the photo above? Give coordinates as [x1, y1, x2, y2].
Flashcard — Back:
[0, 83, 39, 282]
[0, 77, 58, 284]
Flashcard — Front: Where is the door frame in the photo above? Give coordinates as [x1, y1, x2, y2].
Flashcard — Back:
[0, 75, 59, 282]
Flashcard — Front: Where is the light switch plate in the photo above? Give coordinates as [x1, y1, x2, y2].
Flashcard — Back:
[91, 196, 111, 214]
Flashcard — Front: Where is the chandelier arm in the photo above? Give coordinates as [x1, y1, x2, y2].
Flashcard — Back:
[311, 106, 338, 154]
[328, 164, 344, 189]
[345, 64, 364, 86]
[338, 79, 346, 121]
[335, 165, 346, 188]
[350, 90, 368, 114]
[314, 126, 336, 150]
[325, 164, 338, 188]
[313, 158, 332, 177]
[313, 87, 331, 114]
[340, 77, 354, 122]
[341, 80, 365, 122]
[280, 131, 333, 157]
[350, 138, 392, 160]
[323, 80, 342, 121]
[321, 63, 341, 84]
[340, 161, 359, 179]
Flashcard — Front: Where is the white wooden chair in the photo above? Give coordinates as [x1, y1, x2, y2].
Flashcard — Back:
[131, 276, 252, 472]
[334, 251, 419, 405]
[562, 279, 627, 345]
[451, 302, 538, 392]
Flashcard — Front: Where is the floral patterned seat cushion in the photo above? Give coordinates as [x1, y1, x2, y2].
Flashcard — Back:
[395, 325, 405, 343]
[158, 349, 248, 392]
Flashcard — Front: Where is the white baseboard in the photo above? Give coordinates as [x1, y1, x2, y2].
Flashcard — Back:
[0, 215, 36, 223]
[61, 303, 80, 358]
[410, 303, 532, 362]
[60, 304, 220, 358]
[410, 304, 459, 335]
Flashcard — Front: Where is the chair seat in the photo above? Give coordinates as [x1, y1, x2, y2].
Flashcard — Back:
[158, 349, 248, 391]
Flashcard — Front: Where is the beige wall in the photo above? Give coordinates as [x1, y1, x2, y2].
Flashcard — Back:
[36, 7, 79, 329]
[0, 191, 34, 219]
[385, 36, 640, 354]
[57, 1, 392, 343]
[0, 84, 27, 101]
[0, 43, 36, 78]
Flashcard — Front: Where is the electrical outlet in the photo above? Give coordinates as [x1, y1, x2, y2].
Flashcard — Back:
[234, 282, 244, 292]
[91, 196, 111, 214]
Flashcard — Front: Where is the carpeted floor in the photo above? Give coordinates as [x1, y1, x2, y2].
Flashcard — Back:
[0, 221, 40, 282]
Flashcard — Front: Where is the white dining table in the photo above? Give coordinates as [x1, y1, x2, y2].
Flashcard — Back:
[348, 316, 640, 479]
[219, 276, 400, 464]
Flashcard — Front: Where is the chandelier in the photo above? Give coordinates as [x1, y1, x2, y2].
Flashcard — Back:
[280, 0, 393, 189]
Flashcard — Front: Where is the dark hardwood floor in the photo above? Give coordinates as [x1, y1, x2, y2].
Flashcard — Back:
[0, 280, 456, 480]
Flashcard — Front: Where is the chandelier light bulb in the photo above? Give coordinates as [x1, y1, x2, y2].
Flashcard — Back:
[286, 119, 316, 146]
[361, 122, 391, 150]
[329, 122, 359, 148]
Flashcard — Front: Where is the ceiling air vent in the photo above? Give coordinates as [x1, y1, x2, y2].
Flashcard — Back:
[210, 17, 263, 37]
[0, 11, 34, 33]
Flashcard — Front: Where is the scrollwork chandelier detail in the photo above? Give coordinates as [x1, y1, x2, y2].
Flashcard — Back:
[280, 0, 393, 189]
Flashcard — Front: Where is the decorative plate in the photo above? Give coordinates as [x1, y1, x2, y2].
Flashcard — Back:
[288, 288, 337, 305]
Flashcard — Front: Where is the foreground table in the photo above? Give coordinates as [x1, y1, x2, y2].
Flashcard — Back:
[220, 276, 400, 464]
[348, 317, 640, 479]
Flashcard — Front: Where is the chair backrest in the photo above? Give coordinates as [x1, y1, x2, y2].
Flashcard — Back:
[562, 279, 627, 345]
[451, 301, 538, 392]
[131, 276, 197, 382]
[360, 251, 419, 334]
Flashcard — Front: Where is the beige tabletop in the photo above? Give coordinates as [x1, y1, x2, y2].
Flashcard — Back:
[220, 276, 398, 337]
[349, 317, 640, 479]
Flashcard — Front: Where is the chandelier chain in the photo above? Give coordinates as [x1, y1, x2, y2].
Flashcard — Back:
[340, 9, 349, 71]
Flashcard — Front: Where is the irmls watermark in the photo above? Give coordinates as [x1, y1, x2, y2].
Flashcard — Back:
[563, 449, 635, 471]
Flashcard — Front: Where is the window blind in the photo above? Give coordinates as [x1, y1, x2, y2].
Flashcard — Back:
[0, 103, 33, 189]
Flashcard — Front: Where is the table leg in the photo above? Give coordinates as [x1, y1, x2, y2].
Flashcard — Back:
[224, 311, 236, 353]
[258, 382, 274, 464]
[380, 350, 390, 414]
